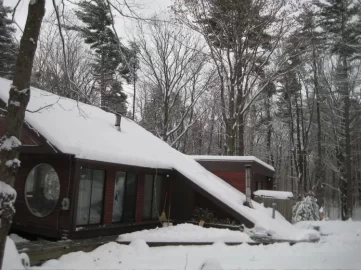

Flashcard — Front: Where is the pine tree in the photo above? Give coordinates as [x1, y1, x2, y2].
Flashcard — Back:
[292, 196, 320, 222]
[0, 1, 18, 79]
[75, 0, 129, 114]
[314, 0, 361, 220]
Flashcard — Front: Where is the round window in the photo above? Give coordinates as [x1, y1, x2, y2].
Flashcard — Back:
[25, 164, 60, 217]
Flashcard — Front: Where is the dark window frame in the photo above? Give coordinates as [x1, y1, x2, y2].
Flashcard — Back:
[112, 171, 138, 224]
[24, 163, 61, 218]
[76, 168, 106, 227]
[143, 174, 164, 220]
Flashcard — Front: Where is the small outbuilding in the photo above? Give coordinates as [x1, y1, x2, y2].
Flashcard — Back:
[191, 156, 274, 195]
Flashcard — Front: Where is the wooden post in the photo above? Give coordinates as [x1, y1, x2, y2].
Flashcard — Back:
[244, 165, 253, 208]
[272, 203, 276, 219]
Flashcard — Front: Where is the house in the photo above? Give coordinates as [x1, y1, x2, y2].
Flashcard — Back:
[191, 155, 274, 196]
[0, 77, 304, 241]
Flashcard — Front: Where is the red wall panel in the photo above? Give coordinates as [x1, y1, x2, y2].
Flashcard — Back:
[103, 171, 115, 225]
[212, 171, 246, 193]
[135, 174, 145, 222]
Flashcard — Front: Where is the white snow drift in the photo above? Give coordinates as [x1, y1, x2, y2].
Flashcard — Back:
[118, 223, 253, 243]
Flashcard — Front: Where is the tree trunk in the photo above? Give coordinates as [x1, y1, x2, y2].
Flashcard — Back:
[265, 86, 274, 166]
[132, 66, 136, 120]
[313, 53, 324, 207]
[342, 56, 352, 219]
[295, 91, 304, 195]
[0, 1, 45, 268]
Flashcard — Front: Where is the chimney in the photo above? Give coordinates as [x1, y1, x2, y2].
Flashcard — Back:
[244, 164, 254, 208]
[115, 114, 121, 131]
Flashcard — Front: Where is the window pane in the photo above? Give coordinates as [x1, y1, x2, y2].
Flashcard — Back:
[112, 171, 126, 222]
[123, 173, 137, 222]
[25, 164, 60, 217]
[76, 169, 92, 225]
[143, 175, 153, 220]
[89, 170, 105, 224]
[152, 175, 164, 220]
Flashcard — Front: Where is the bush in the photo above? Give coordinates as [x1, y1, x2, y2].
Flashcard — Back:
[292, 196, 320, 222]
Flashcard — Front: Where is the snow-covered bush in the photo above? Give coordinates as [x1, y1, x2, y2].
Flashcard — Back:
[292, 196, 320, 222]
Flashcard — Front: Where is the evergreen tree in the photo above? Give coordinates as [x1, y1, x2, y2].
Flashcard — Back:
[292, 196, 320, 222]
[75, 0, 129, 114]
[314, 0, 361, 220]
[0, 1, 18, 79]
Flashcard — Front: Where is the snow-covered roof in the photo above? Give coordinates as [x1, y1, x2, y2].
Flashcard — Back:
[254, 190, 294, 200]
[0, 78, 316, 241]
[191, 155, 275, 172]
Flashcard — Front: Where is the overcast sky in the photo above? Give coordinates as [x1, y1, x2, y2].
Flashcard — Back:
[4, 0, 172, 39]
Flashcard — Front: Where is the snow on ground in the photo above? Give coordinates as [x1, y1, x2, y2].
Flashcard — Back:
[9, 234, 29, 243]
[0, 77, 314, 241]
[118, 223, 253, 243]
[3, 238, 24, 270]
[8, 220, 357, 270]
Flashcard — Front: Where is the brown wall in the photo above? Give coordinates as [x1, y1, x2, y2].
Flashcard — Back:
[12, 153, 74, 239]
[213, 171, 246, 192]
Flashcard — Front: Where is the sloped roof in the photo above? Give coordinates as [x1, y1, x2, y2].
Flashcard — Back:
[0, 78, 316, 241]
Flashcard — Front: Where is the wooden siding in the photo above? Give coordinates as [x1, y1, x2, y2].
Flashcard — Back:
[212, 171, 246, 192]
[135, 174, 145, 222]
[196, 159, 274, 177]
[104, 170, 116, 225]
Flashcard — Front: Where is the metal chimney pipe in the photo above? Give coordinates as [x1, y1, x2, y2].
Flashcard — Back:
[244, 164, 254, 208]
[115, 114, 121, 131]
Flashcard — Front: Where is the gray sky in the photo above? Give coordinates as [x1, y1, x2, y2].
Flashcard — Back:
[4, 0, 172, 39]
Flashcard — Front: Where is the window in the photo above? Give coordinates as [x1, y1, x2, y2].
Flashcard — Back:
[76, 168, 105, 226]
[112, 172, 126, 222]
[143, 174, 164, 220]
[25, 163, 60, 217]
[112, 172, 137, 223]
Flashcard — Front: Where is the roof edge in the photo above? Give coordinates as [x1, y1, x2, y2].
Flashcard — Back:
[189, 155, 274, 172]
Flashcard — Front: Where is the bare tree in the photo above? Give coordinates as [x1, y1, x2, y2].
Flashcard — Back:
[32, 14, 98, 104]
[137, 19, 213, 146]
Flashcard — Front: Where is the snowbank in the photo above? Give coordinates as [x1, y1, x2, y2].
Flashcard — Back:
[3, 237, 24, 270]
[35, 221, 361, 270]
[9, 234, 29, 243]
[254, 190, 293, 199]
[0, 77, 315, 241]
[118, 223, 253, 242]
